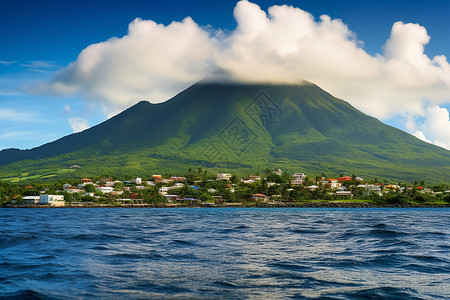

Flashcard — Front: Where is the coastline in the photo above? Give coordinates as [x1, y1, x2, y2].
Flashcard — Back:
[4, 202, 450, 208]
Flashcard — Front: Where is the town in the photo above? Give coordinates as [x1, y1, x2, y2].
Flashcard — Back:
[1, 168, 449, 207]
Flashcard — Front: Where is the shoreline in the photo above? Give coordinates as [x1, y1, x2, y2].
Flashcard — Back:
[4, 202, 450, 208]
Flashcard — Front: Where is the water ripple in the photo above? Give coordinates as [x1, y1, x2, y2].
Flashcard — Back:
[0, 207, 449, 299]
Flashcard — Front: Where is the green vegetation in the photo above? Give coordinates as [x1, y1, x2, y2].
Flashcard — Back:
[0, 81, 449, 184]
[1, 169, 449, 207]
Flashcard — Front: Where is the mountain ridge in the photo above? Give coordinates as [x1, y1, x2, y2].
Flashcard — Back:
[0, 80, 449, 183]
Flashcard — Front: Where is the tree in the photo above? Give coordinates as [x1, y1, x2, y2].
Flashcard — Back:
[443, 194, 450, 203]
[84, 184, 96, 193]
[114, 182, 124, 190]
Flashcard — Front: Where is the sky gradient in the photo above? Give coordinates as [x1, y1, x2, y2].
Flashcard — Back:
[1, 0, 449, 150]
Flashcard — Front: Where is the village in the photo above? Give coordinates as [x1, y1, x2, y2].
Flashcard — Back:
[3, 168, 449, 207]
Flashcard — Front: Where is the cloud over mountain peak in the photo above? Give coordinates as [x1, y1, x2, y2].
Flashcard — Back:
[39, 0, 450, 148]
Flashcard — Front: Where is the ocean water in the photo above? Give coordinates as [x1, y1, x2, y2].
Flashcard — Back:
[0, 208, 449, 299]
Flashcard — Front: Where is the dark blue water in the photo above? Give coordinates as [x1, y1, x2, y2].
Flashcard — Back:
[1, 208, 449, 299]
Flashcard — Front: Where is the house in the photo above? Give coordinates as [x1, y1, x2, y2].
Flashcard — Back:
[293, 173, 307, 180]
[249, 175, 261, 181]
[337, 176, 353, 182]
[22, 196, 40, 205]
[171, 177, 186, 181]
[384, 184, 400, 191]
[153, 175, 162, 183]
[40, 195, 65, 206]
[81, 178, 93, 184]
[135, 185, 148, 190]
[291, 179, 303, 186]
[328, 179, 341, 190]
[214, 197, 224, 205]
[217, 173, 232, 181]
[251, 193, 269, 202]
[64, 187, 82, 193]
[273, 169, 283, 176]
[175, 197, 199, 204]
[116, 199, 144, 205]
[336, 191, 353, 198]
[164, 195, 178, 203]
[307, 185, 319, 191]
[133, 177, 142, 184]
[96, 186, 114, 194]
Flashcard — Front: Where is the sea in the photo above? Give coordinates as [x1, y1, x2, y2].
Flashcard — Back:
[0, 207, 449, 299]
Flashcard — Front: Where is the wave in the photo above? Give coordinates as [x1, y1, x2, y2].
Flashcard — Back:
[0, 289, 57, 300]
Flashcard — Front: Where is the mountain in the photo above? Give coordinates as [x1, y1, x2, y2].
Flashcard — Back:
[1, 80, 449, 183]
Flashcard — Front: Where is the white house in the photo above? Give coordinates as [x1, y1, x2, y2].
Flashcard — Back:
[39, 195, 65, 206]
[64, 187, 82, 193]
[273, 169, 283, 176]
[293, 173, 307, 180]
[133, 177, 142, 184]
[96, 186, 114, 194]
[22, 196, 40, 205]
[217, 173, 232, 181]
[336, 191, 353, 198]
[291, 179, 303, 186]
[135, 185, 148, 190]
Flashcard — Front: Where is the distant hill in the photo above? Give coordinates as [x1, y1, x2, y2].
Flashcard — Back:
[1, 80, 449, 183]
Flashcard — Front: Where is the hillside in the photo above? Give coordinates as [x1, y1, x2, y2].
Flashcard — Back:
[0, 80, 449, 183]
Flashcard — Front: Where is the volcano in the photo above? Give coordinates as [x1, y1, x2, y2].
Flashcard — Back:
[1, 80, 449, 183]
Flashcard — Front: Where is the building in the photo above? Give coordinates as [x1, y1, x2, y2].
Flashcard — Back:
[337, 176, 353, 182]
[133, 177, 142, 184]
[273, 169, 283, 176]
[96, 186, 114, 194]
[22, 196, 40, 205]
[249, 175, 261, 181]
[251, 193, 269, 202]
[291, 179, 303, 186]
[64, 187, 82, 193]
[81, 178, 93, 184]
[153, 175, 163, 183]
[336, 191, 353, 198]
[293, 173, 306, 180]
[217, 173, 232, 181]
[39, 195, 65, 206]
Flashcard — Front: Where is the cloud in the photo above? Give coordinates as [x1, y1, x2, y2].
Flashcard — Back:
[68, 117, 90, 133]
[413, 106, 450, 150]
[22, 60, 59, 72]
[39, 0, 449, 147]
[64, 104, 72, 113]
[45, 17, 216, 117]
[0, 131, 37, 139]
[0, 108, 37, 121]
[0, 60, 17, 66]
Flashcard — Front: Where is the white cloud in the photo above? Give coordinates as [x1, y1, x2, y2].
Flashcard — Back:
[0, 131, 36, 139]
[0, 60, 17, 66]
[412, 106, 450, 150]
[38, 0, 449, 148]
[68, 117, 90, 133]
[64, 104, 72, 113]
[0, 108, 36, 121]
[45, 17, 217, 116]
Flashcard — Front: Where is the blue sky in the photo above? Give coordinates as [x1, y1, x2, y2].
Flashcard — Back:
[1, 0, 449, 150]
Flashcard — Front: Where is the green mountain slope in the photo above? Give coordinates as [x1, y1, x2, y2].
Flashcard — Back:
[1, 81, 449, 183]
